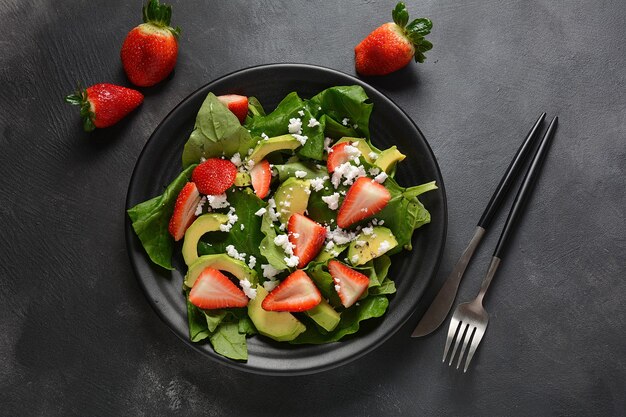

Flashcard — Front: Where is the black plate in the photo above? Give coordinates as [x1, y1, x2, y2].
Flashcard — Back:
[125, 63, 447, 375]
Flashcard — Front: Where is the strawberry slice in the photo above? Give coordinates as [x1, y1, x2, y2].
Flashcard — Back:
[192, 158, 238, 195]
[336, 177, 391, 228]
[288, 213, 326, 268]
[250, 159, 272, 199]
[189, 268, 249, 309]
[261, 270, 322, 312]
[327, 142, 359, 173]
[328, 260, 370, 308]
[168, 182, 201, 241]
[217, 94, 249, 124]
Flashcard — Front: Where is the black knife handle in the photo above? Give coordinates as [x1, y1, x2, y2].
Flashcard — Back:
[493, 116, 558, 259]
[477, 113, 546, 229]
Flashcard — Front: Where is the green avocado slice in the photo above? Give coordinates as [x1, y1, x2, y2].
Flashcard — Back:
[248, 286, 306, 342]
[182, 214, 230, 266]
[347, 227, 398, 266]
[184, 254, 257, 288]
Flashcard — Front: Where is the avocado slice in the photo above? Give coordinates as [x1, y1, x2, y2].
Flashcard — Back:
[304, 298, 341, 332]
[234, 172, 251, 187]
[273, 177, 310, 224]
[182, 214, 230, 266]
[347, 226, 398, 266]
[375, 146, 406, 173]
[248, 286, 306, 342]
[184, 254, 257, 288]
[248, 134, 302, 164]
[313, 243, 348, 263]
[336, 137, 377, 163]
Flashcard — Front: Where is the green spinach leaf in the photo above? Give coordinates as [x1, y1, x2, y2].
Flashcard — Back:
[209, 322, 248, 361]
[127, 165, 196, 270]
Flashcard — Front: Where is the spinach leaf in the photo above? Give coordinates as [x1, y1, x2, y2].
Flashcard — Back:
[246, 92, 305, 137]
[290, 295, 389, 344]
[247, 96, 265, 117]
[377, 177, 435, 252]
[209, 322, 248, 361]
[295, 106, 325, 161]
[259, 212, 289, 271]
[196, 188, 267, 276]
[309, 86, 373, 139]
[127, 165, 196, 270]
[186, 295, 211, 342]
[182, 93, 256, 168]
[204, 310, 227, 332]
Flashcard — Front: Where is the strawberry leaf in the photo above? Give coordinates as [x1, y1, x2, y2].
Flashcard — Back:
[406, 17, 432, 37]
[392, 2, 409, 28]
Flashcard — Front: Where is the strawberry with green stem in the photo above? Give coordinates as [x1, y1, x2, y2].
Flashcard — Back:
[121, 0, 181, 87]
[355, 2, 433, 76]
[64, 83, 144, 132]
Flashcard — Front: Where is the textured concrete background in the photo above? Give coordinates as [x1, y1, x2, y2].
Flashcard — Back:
[0, 0, 624, 416]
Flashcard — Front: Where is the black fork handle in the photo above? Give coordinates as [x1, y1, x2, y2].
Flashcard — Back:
[477, 113, 546, 229]
[493, 116, 558, 259]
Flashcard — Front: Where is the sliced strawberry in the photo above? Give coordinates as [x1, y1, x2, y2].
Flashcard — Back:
[261, 270, 322, 312]
[328, 260, 370, 308]
[218, 94, 249, 124]
[168, 182, 201, 241]
[189, 268, 249, 309]
[336, 177, 391, 228]
[192, 158, 237, 195]
[327, 142, 359, 173]
[288, 213, 326, 268]
[250, 159, 272, 199]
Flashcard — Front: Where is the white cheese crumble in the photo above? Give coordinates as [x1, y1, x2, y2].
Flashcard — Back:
[284, 255, 300, 268]
[368, 167, 381, 177]
[274, 234, 295, 255]
[323, 137, 333, 153]
[308, 117, 320, 127]
[374, 171, 388, 183]
[325, 226, 357, 245]
[294, 170, 307, 178]
[248, 255, 256, 269]
[261, 132, 269, 141]
[368, 152, 379, 160]
[334, 284, 341, 292]
[331, 162, 367, 188]
[309, 176, 328, 192]
[362, 226, 374, 235]
[263, 279, 279, 292]
[351, 254, 359, 264]
[342, 118, 349, 126]
[240, 279, 257, 300]
[254, 207, 267, 216]
[288, 117, 303, 134]
[291, 133, 308, 145]
[378, 240, 391, 254]
[298, 110, 305, 117]
[267, 198, 279, 222]
[207, 194, 229, 209]
[321, 192, 341, 210]
[230, 153, 242, 167]
[261, 264, 281, 279]
[225, 245, 246, 262]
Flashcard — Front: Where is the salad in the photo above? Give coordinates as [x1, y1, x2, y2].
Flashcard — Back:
[128, 85, 437, 361]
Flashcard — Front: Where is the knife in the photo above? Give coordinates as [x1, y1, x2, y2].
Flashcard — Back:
[411, 113, 546, 337]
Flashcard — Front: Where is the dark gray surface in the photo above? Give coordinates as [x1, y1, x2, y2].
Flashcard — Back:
[0, 0, 624, 415]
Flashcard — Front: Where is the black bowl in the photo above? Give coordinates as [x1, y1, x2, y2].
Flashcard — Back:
[125, 63, 447, 375]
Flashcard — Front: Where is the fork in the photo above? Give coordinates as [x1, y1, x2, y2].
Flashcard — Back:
[443, 116, 558, 372]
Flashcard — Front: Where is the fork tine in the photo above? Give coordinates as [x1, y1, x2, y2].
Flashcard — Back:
[456, 326, 476, 369]
[449, 322, 468, 366]
[464, 326, 486, 372]
[442, 317, 461, 362]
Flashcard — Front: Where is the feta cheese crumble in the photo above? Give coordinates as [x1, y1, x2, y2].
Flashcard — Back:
[261, 264, 280, 279]
[230, 152, 242, 167]
[195, 196, 207, 216]
[294, 170, 307, 178]
[254, 207, 267, 216]
[374, 171, 388, 183]
[240, 279, 257, 300]
[342, 118, 349, 126]
[307, 117, 320, 127]
[207, 194, 229, 209]
[368, 152, 379, 160]
[298, 110, 305, 117]
[321, 192, 341, 210]
[309, 176, 328, 192]
[378, 240, 391, 254]
[225, 245, 246, 262]
[284, 255, 300, 268]
[288, 117, 302, 134]
[248, 255, 256, 269]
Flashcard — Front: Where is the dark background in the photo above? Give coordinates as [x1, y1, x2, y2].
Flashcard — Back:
[1, 0, 624, 416]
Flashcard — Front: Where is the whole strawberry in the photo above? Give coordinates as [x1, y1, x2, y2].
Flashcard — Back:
[64, 83, 144, 131]
[121, 0, 180, 87]
[355, 2, 433, 76]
